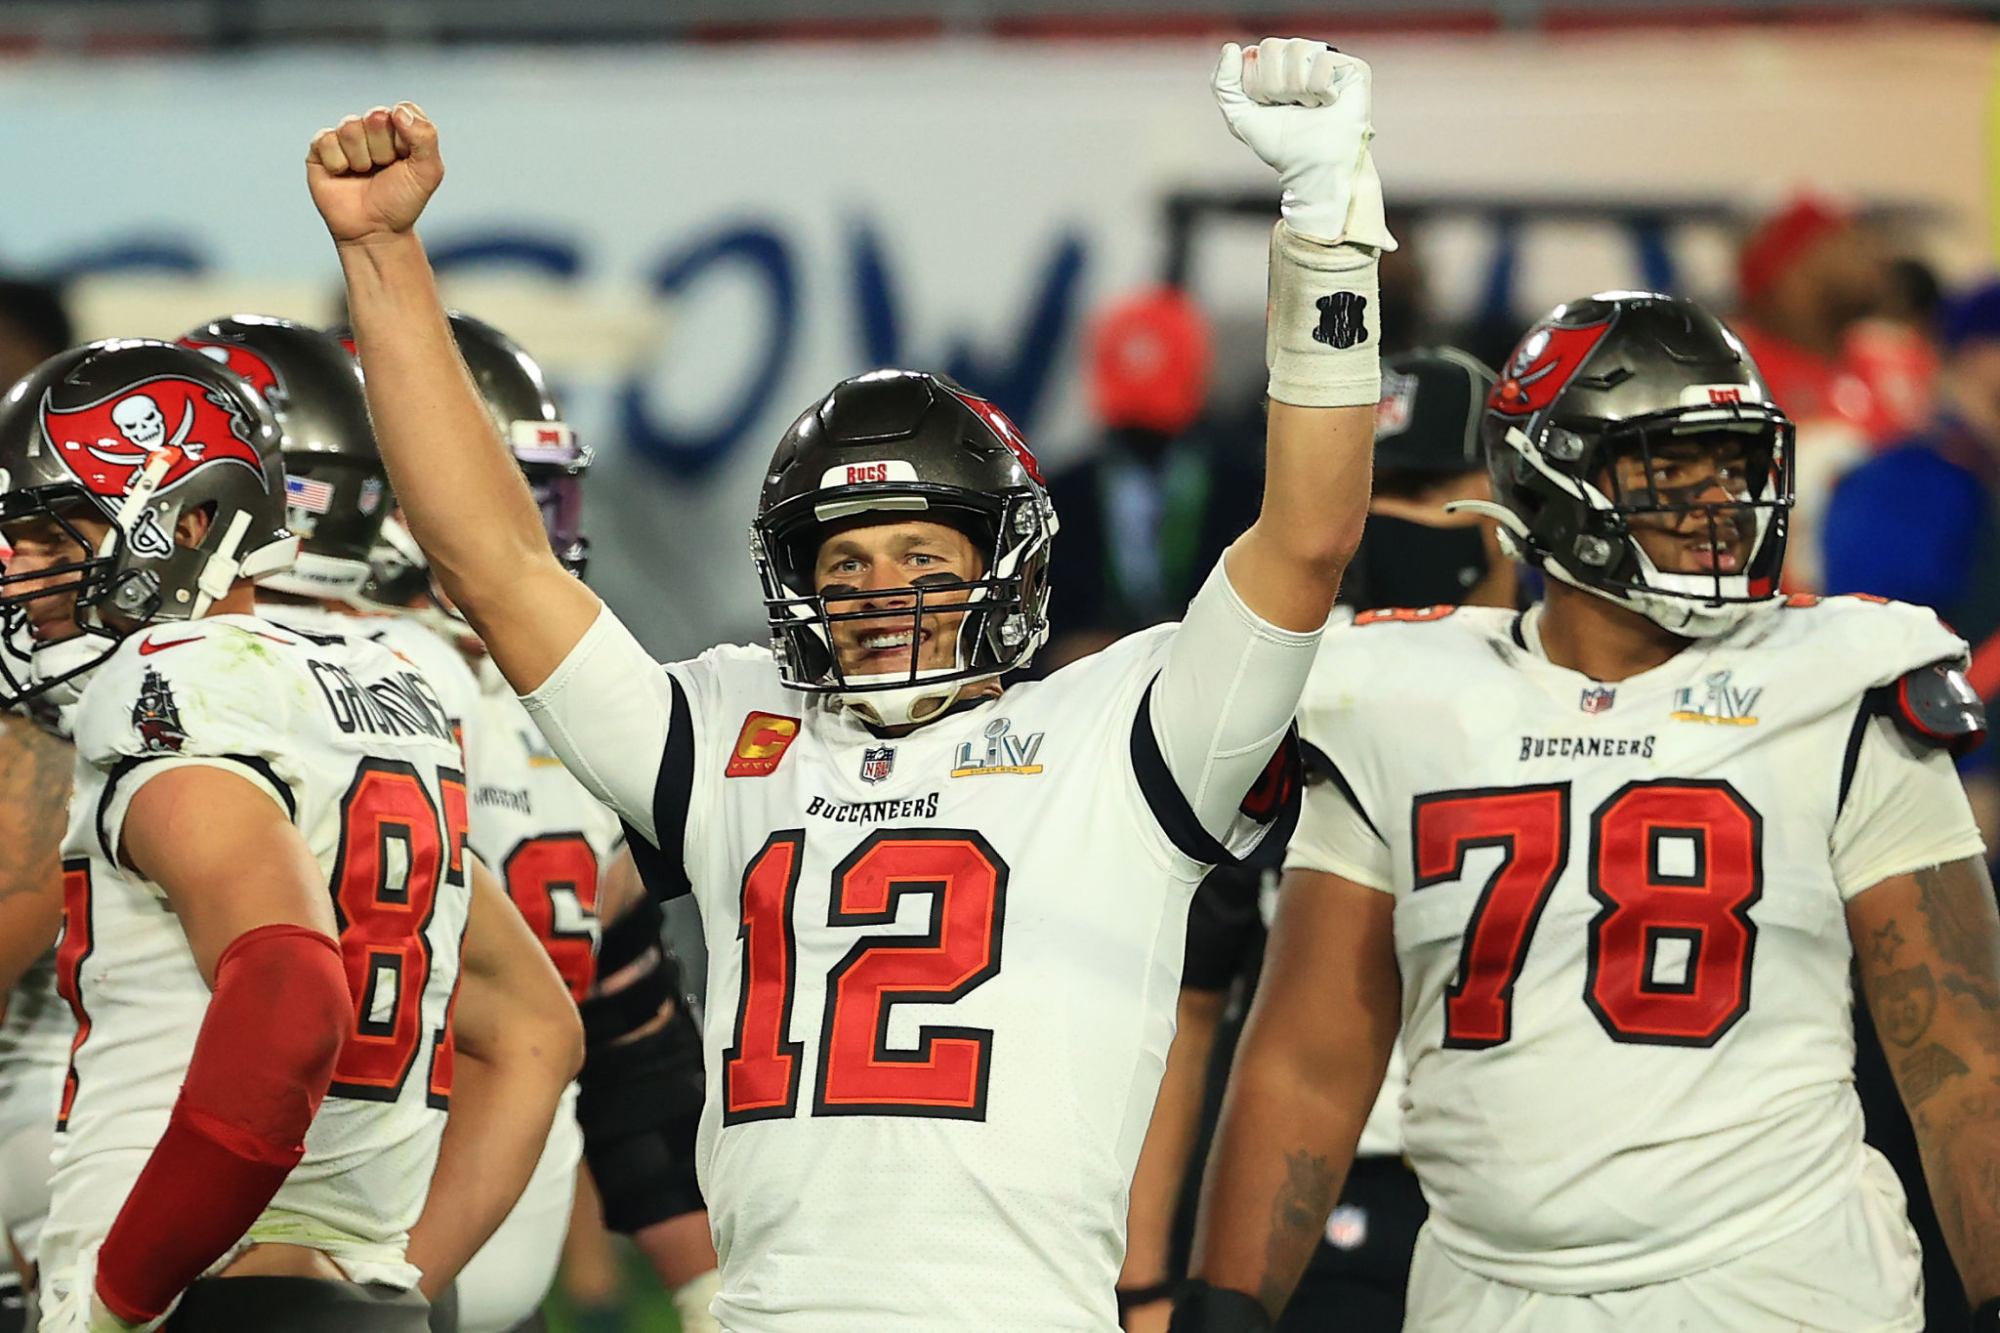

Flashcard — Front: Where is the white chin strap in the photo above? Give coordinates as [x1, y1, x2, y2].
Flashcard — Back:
[832, 671, 991, 729]
[251, 550, 359, 602]
[1535, 551, 1760, 639]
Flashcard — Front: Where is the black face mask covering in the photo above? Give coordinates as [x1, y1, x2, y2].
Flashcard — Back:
[1345, 514, 1490, 613]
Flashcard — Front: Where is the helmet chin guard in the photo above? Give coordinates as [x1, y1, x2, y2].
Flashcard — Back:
[832, 669, 995, 729]
[258, 550, 372, 602]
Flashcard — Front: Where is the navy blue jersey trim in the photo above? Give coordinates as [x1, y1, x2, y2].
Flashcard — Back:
[1129, 677, 1302, 868]
[627, 674, 695, 903]
[96, 751, 297, 864]
[1298, 738, 1382, 842]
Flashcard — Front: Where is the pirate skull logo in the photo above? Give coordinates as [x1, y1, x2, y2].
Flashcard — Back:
[111, 395, 165, 449]
[91, 391, 202, 465]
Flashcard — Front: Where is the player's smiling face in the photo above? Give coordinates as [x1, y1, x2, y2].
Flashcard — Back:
[1, 510, 109, 642]
[1604, 431, 1757, 576]
[813, 518, 985, 679]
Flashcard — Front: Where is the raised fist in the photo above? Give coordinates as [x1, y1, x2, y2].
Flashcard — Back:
[1213, 38, 1394, 250]
[306, 102, 444, 245]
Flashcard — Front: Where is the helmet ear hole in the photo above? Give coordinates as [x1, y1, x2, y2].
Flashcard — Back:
[176, 501, 216, 548]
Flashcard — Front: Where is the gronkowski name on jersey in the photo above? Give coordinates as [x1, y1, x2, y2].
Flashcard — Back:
[39, 614, 470, 1300]
[1290, 594, 1984, 1293]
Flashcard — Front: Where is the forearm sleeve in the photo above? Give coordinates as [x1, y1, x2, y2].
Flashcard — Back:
[1150, 560, 1323, 841]
[95, 924, 349, 1324]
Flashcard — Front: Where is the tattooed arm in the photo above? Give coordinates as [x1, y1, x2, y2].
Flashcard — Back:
[1185, 869, 1399, 1319]
[1849, 855, 2000, 1305]
[0, 713, 73, 997]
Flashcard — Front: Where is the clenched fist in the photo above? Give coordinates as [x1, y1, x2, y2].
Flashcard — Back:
[1213, 38, 1394, 251]
[306, 102, 444, 245]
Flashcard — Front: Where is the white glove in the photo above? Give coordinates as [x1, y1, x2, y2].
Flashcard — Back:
[1213, 37, 1395, 250]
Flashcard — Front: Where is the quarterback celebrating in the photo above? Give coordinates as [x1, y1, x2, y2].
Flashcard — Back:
[1184, 293, 2000, 1332]
[308, 35, 1386, 1331]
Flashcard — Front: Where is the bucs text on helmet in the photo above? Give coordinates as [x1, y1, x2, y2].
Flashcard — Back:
[352, 311, 590, 613]
[0, 339, 295, 704]
[180, 314, 387, 602]
[1472, 292, 1794, 638]
[751, 368, 1058, 729]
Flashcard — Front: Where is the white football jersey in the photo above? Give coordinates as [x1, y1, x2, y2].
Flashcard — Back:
[522, 608, 1293, 1331]
[261, 603, 490, 803]
[0, 950, 69, 1268]
[1287, 595, 1985, 1293]
[39, 614, 471, 1295]
[452, 666, 615, 1333]
[468, 669, 622, 1000]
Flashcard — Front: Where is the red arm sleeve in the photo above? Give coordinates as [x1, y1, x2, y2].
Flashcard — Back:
[94, 923, 351, 1324]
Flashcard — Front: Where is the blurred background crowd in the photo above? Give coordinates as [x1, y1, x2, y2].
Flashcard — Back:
[3, 0, 1998, 1326]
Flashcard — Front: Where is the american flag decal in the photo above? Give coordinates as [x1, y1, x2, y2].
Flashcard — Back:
[286, 474, 335, 514]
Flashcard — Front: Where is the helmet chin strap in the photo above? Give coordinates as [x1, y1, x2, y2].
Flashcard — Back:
[1442, 498, 1531, 541]
[832, 670, 992, 730]
[1447, 501, 1761, 639]
[1534, 543, 1759, 639]
[257, 553, 371, 603]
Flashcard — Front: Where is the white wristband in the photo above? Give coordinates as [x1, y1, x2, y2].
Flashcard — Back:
[1265, 221, 1382, 408]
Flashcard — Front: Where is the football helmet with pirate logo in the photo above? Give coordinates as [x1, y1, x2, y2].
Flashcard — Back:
[1468, 292, 1794, 638]
[350, 311, 591, 616]
[751, 368, 1057, 729]
[180, 314, 387, 601]
[0, 339, 294, 704]
[448, 311, 591, 577]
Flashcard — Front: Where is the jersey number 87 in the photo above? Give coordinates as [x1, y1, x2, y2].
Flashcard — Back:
[326, 757, 468, 1105]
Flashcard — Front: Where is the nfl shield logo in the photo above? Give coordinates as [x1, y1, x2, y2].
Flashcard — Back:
[1580, 685, 1616, 715]
[860, 745, 895, 784]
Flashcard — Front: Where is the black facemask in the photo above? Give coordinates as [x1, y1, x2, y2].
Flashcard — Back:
[1345, 515, 1490, 613]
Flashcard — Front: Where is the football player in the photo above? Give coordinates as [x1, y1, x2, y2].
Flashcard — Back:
[180, 315, 496, 799]
[0, 340, 581, 1330]
[0, 709, 74, 1329]
[1122, 347, 1503, 1333]
[439, 312, 719, 1333]
[1180, 293, 2000, 1332]
[306, 35, 1388, 1330]
[179, 312, 596, 1323]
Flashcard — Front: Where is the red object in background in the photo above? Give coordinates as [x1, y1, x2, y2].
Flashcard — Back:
[1740, 308, 1938, 593]
[1967, 631, 2000, 704]
[1738, 196, 1849, 306]
[1088, 288, 1213, 437]
[1739, 321, 1933, 447]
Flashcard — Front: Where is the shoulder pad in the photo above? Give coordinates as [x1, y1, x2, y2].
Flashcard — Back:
[1878, 660, 1987, 757]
